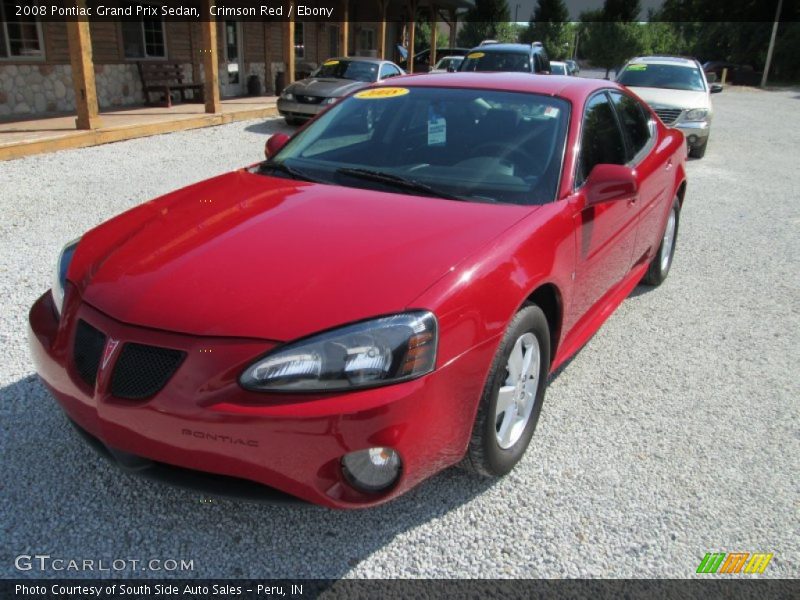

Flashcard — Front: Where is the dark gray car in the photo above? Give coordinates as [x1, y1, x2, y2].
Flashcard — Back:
[277, 57, 405, 125]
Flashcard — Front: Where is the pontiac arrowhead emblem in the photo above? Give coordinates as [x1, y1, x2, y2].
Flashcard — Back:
[101, 338, 120, 370]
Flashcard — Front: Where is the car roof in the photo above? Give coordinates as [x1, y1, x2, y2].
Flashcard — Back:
[377, 72, 618, 102]
[329, 56, 388, 64]
[628, 56, 698, 67]
[469, 43, 538, 54]
[550, 61, 567, 65]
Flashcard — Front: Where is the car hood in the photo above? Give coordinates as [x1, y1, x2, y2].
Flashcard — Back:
[287, 77, 369, 98]
[627, 86, 710, 110]
[71, 170, 532, 341]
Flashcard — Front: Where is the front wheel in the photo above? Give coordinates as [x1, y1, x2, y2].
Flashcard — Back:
[642, 197, 680, 286]
[461, 304, 551, 477]
[689, 137, 708, 159]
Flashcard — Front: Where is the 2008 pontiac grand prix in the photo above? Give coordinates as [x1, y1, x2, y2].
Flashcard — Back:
[29, 73, 687, 508]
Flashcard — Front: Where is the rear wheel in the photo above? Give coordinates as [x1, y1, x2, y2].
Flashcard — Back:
[642, 197, 680, 286]
[285, 116, 302, 126]
[461, 304, 550, 477]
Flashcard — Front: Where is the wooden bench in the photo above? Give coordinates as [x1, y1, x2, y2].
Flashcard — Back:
[138, 62, 203, 107]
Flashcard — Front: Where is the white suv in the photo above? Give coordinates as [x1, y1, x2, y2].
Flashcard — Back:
[617, 56, 723, 158]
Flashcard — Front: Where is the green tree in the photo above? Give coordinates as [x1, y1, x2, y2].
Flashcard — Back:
[456, 0, 512, 47]
[579, 0, 643, 77]
[521, 0, 572, 59]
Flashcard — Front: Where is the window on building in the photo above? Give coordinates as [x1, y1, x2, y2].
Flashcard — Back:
[359, 28, 375, 53]
[328, 25, 339, 58]
[121, 8, 166, 59]
[294, 22, 304, 59]
[0, 0, 45, 60]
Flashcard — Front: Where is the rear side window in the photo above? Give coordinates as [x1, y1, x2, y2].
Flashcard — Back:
[576, 92, 626, 186]
[610, 91, 651, 160]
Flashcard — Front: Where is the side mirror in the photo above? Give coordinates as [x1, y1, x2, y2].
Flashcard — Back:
[710, 83, 723, 94]
[584, 164, 638, 207]
[265, 133, 290, 160]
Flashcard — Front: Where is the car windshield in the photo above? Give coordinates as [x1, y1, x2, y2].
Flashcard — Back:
[460, 51, 531, 73]
[263, 86, 570, 206]
[618, 63, 706, 92]
[313, 59, 379, 83]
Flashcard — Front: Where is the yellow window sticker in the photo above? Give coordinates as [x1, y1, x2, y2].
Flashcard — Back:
[467, 52, 485, 59]
[324, 60, 340, 66]
[354, 87, 410, 99]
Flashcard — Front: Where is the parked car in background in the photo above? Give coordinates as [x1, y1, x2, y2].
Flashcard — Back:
[617, 56, 722, 158]
[565, 59, 580, 76]
[31, 73, 687, 508]
[459, 43, 551, 74]
[430, 55, 464, 73]
[277, 57, 404, 125]
[549, 61, 570, 76]
[702, 61, 761, 86]
[399, 47, 470, 73]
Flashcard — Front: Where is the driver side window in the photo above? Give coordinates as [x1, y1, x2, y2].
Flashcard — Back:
[576, 92, 626, 186]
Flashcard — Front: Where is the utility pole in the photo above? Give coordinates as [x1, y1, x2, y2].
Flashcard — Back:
[761, 0, 783, 87]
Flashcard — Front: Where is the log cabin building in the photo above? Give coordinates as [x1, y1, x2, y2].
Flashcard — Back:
[0, 0, 471, 122]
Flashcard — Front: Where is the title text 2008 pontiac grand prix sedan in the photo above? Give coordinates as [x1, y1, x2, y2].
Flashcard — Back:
[29, 73, 687, 508]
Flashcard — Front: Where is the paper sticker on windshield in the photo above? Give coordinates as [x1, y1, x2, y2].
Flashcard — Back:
[543, 106, 560, 118]
[467, 52, 485, 59]
[628, 63, 647, 71]
[323, 60, 339, 66]
[354, 87, 410, 100]
[427, 108, 446, 146]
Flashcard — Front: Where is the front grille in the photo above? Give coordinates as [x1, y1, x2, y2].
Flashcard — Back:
[653, 108, 683, 125]
[73, 320, 106, 388]
[296, 95, 324, 105]
[110, 343, 186, 400]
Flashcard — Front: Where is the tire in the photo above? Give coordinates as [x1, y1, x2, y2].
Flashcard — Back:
[461, 304, 551, 477]
[689, 137, 708, 159]
[285, 117, 302, 126]
[642, 197, 680, 286]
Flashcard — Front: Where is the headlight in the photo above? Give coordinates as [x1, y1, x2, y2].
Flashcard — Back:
[240, 311, 437, 392]
[322, 97, 337, 105]
[281, 91, 294, 101]
[684, 108, 708, 121]
[52, 238, 79, 316]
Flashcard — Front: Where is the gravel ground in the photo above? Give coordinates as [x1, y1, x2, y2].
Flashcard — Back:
[1, 87, 798, 580]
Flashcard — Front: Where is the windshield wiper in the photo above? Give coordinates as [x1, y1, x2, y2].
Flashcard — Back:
[260, 161, 321, 183]
[335, 167, 469, 201]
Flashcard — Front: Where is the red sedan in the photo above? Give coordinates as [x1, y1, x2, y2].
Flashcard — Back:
[29, 74, 687, 508]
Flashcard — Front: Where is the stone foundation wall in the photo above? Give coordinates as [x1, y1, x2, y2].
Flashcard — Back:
[0, 62, 195, 118]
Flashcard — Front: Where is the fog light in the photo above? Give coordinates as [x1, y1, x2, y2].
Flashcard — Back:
[688, 134, 698, 145]
[341, 447, 401, 493]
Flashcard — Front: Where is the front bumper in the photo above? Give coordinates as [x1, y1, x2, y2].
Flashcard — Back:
[276, 98, 328, 120]
[675, 120, 710, 146]
[29, 287, 493, 508]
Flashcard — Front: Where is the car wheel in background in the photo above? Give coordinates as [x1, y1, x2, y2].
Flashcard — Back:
[285, 117, 302, 126]
[461, 304, 551, 477]
[689, 137, 708, 159]
[642, 197, 681, 286]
